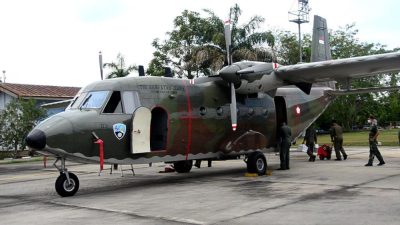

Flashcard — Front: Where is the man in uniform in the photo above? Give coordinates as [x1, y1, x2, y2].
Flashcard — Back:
[365, 116, 385, 166]
[330, 120, 348, 161]
[302, 125, 317, 162]
[398, 129, 400, 146]
[278, 122, 292, 170]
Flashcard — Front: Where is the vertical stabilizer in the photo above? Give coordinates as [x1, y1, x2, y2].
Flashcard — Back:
[311, 15, 331, 62]
[312, 15, 335, 88]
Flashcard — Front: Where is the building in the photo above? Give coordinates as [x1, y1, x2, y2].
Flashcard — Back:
[0, 83, 80, 116]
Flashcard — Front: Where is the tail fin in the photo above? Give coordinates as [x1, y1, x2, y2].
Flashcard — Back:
[311, 15, 335, 89]
[311, 15, 331, 62]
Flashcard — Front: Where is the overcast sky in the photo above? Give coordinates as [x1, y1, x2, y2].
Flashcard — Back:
[0, 0, 399, 87]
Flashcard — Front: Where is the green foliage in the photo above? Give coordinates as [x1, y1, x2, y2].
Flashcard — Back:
[0, 99, 46, 158]
[316, 129, 400, 146]
[273, 30, 311, 64]
[148, 4, 275, 78]
[103, 53, 138, 79]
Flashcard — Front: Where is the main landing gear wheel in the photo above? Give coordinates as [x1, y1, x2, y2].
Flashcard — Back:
[246, 151, 267, 175]
[55, 172, 79, 197]
[173, 160, 193, 173]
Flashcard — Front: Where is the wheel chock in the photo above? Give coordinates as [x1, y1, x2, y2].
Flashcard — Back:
[245, 173, 258, 177]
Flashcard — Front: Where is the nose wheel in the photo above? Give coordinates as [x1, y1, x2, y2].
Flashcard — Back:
[54, 157, 80, 197]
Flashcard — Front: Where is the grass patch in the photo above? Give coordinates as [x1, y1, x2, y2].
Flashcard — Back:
[313, 129, 400, 146]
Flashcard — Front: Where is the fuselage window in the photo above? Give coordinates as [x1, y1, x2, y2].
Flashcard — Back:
[200, 106, 207, 116]
[80, 91, 109, 109]
[216, 107, 223, 116]
[122, 91, 141, 114]
[103, 91, 123, 113]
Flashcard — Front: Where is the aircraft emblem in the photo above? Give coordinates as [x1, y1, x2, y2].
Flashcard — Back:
[113, 123, 126, 140]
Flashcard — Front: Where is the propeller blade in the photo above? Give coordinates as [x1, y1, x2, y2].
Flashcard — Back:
[230, 83, 237, 131]
[224, 21, 232, 65]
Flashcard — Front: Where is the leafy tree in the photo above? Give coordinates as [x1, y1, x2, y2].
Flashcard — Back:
[147, 4, 275, 78]
[273, 30, 311, 64]
[0, 99, 46, 158]
[103, 53, 138, 79]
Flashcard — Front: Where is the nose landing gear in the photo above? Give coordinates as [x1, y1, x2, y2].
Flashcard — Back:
[54, 157, 79, 197]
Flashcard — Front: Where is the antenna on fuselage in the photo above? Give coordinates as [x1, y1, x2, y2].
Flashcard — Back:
[138, 65, 145, 76]
[289, 0, 311, 63]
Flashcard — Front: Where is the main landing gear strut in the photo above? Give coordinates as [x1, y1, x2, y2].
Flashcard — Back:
[53, 157, 79, 197]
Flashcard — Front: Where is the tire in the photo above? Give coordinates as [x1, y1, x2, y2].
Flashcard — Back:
[246, 151, 267, 175]
[55, 172, 79, 197]
[173, 160, 193, 173]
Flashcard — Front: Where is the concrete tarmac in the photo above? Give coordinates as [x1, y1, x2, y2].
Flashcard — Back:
[0, 146, 399, 225]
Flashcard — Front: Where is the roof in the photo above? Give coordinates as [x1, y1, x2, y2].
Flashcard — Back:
[0, 83, 81, 99]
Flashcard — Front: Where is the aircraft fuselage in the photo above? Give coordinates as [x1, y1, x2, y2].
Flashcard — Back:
[28, 76, 333, 165]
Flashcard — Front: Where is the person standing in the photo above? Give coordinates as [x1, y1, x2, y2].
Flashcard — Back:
[302, 125, 317, 162]
[330, 120, 348, 161]
[398, 129, 400, 146]
[278, 122, 292, 170]
[365, 116, 385, 166]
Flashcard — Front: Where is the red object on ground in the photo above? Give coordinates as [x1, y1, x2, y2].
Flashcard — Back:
[317, 144, 332, 160]
[94, 139, 104, 170]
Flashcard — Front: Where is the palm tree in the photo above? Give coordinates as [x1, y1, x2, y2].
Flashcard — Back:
[103, 53, 137, 79]
[148, 4, 275, 78]
[193, 4, 275, 74]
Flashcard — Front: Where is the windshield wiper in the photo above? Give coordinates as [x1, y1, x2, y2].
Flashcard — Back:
[80, 94, 92, 110]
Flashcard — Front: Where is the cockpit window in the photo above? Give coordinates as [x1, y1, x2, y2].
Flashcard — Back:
[80, 91, 109, 109]
[67, 92, 87, 110]
[122, 91, 141, 114]
[103, 91, 123, 113]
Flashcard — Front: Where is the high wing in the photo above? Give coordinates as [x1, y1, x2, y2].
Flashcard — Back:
[275, 52, 400, 83]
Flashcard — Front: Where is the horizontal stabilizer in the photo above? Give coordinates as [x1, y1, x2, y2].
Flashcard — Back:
[326, 86, 400, 96]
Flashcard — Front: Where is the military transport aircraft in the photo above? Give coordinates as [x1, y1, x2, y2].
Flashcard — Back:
[26, 15, 400, 197]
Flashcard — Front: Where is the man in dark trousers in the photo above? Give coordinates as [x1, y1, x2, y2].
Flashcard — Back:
[330, 120, 348, 161]
[278, 122, 292, 170]
[365, 116, 385, 166]
[302, 125, 317, 162]
[398, 129, 400, 146]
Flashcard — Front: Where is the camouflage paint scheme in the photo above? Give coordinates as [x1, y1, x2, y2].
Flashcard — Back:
[32, 75, 332, 165]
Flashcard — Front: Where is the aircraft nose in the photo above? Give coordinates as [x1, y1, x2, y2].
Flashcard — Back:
[25, 129, 46, 150]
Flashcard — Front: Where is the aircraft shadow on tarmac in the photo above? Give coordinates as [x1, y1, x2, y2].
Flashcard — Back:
[76, 166, 249, 197]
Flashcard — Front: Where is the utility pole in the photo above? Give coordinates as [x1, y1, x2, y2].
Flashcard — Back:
[2, 70, 5, 83]
[289, 0, 311, 63]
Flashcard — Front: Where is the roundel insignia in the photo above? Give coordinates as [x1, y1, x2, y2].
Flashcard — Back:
[113, 123, 126, 140]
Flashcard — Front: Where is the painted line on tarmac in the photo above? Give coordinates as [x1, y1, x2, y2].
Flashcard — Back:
[48, 200, 204, 225]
